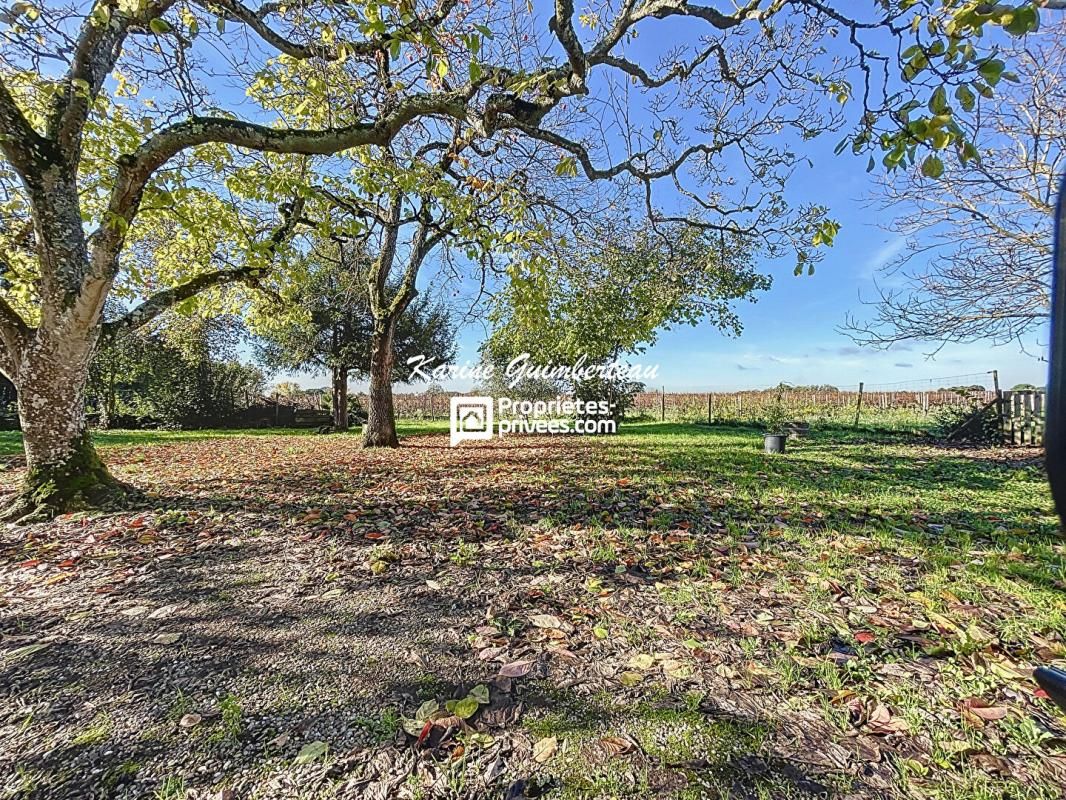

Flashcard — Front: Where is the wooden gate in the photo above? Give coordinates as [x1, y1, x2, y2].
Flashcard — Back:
[1000, 390, 1045, 445]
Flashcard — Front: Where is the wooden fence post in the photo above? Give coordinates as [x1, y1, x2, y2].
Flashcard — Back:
[853, 382, 864, 428]
[992, 369, 1004, 442]
[707, 392, 713, 424]
[661, 387, 666, 422]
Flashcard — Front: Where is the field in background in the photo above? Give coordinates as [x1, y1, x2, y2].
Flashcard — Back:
[626, 389, 995, 431]
[0, 421, 452, 458]
[375, 387, 1002, 434]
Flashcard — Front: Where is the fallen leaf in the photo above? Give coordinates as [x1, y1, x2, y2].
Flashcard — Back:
[416, 699, 439, 721]
[294, 740, 329, 764]
[532, 736, 558, 763]
[148, 604, 182, 620]
[628, 654, 655, 670]
[619, 671, 644, 687]
[498, 660, 533, 678]
[600, 736, 634, 756]
[530, 614, 563, 629]
[454, 697, 479, 719]
[866, 703, 909, 735]
[6, 642, 49, 660]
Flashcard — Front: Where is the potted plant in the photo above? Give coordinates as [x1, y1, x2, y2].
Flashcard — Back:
[762, 385, 789, 454]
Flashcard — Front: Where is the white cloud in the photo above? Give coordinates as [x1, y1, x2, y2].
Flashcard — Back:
[861, 236, 906, 279]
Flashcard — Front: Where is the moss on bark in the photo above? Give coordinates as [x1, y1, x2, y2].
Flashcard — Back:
[1, 432, 135, 522]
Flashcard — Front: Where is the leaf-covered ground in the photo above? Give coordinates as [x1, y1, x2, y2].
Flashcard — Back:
[0, 423, 1063, 800]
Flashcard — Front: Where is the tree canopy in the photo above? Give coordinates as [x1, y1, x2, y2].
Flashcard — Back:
[487, 220, 767, 364]
[253, 237, 456, 384]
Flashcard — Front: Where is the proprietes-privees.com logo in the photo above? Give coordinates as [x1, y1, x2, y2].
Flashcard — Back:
[450, 396, 617, 446]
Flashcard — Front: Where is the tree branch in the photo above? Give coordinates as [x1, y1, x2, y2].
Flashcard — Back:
[549, 0, 587, 79]
[44, 1, 163, 158]
[206, 0, 460, 61]
[91, 91, 465, 279]
[102, 198, 306, 338]
[0, 294, 31, 375]
[0, 81, 47, 180]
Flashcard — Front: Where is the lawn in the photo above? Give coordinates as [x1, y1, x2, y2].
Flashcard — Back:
[0, 420, 453, 458]
[0, 423, 1063, 800]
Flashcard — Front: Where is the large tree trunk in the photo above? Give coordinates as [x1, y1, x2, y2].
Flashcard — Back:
[332, 364, 349, 431]
[3, 328, 128, 521]
[363, 320, 398, 448]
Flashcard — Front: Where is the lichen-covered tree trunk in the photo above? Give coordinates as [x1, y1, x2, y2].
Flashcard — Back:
[0, 176, 130, 521]
[363, 321, 398, 448]
[3, 326, 126, 521]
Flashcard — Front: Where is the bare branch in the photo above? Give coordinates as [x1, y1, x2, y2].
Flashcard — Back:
[549, 0, 587, 79]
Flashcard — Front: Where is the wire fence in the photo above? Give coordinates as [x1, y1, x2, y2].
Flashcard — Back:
[325, 371, 1010, 432]
[625, 386, 996, 428]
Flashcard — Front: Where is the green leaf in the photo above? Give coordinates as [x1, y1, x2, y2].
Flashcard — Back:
[469, 684, 490, 704]
[921, 154, 945, 179]
[554, 156, 578, 177]
[978, 58, 1005, 87]
[415, 699, 439, 722]
[294, 741, 328, 764]
[955, 85, 975, 113]
[619, 671, 643, 687]
[928, 86, 948, 115]
[453, 697, 479, 719]
[402, 718, 427, 736]
[1004, 5, 1037, 35]
[149, 17, 172, 34]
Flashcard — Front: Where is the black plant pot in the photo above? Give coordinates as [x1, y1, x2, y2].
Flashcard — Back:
[764, 434, 786, 454]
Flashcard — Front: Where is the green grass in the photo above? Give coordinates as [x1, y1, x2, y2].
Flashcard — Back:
[70, 713, 112, 747]
[518, 422, 1063, 799]
[0, 419, 452, 458]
